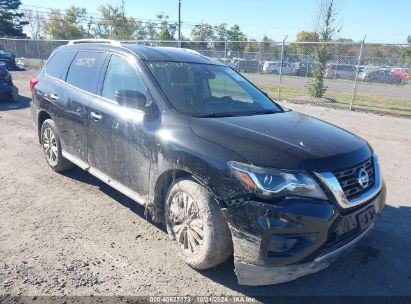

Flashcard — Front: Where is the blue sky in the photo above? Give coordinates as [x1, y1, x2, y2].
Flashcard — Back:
[21, 0, 410, 43]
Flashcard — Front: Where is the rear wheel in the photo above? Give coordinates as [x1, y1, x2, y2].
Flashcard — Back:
[40, 119, 73, 172]
[165, 179, 233, 269]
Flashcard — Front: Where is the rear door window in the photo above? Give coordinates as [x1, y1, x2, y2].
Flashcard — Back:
[45, 50, 76, 79]
[66, 51, 106, 94]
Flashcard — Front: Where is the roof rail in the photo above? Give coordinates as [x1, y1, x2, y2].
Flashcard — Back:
[158, 47, 201, 55]
[67, 39, 122, 47]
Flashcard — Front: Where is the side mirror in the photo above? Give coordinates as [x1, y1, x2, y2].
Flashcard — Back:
[114, 89, 146, 110]
[261, 91, 269, 97]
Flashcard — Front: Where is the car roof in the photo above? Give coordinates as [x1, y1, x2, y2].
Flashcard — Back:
[59, 42, 224, 65]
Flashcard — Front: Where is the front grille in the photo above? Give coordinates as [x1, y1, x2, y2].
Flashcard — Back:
[332, 158, 375, 200]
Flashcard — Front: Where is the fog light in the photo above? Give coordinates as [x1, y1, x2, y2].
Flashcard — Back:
[267, 233, 316, 257]
[268, 235, 298, 253]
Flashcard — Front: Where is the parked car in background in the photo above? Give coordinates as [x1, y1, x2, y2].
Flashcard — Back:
[359, 69, 404, 84]
[262, 61, 296, 75]
[236, 59, 259, 73]
[325, 63, 357, 79]
[294, 61, 315, 77]
[391, 68, 410, 80]
[30, 40, 386, 286]
[0, 50, 17, 70]
[0, 64, 17, 102]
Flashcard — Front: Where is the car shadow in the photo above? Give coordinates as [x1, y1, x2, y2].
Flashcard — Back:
[59, 167, 411, 297]
[0, 95, 31, 111]
[60, 166, 165, 232]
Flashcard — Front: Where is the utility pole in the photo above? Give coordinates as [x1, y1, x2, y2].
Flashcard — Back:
[178, 0, 182, 47]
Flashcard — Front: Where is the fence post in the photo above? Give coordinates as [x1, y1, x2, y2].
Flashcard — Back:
[350, 36, 366, 110]
[277, 35, 288, 100]
[224, 39, 227, 60]
[37, 40, 42, 67]
[14, 39, 18, 59]
[25, 39, 29, 67]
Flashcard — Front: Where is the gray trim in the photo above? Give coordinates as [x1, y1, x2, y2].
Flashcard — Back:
[315, 154, 382, 209]
[315, 222, 374, 263]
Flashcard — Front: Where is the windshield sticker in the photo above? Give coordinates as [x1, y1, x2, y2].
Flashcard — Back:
[75, 57, 96, 68]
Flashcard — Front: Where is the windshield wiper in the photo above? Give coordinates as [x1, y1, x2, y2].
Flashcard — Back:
[196, 113, 237, 118]
[249, 110, 278, 115]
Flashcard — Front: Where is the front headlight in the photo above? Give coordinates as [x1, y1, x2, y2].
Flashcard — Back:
[228, 161, 327, 200]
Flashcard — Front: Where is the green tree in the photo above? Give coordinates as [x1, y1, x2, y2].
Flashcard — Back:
[156, 12, 176, 41]
[214, 23, 228, 41]
[190, 23, 214, 49]
[307, 0, 341, 98]
[43, 7, 88, 39]
[0, 0, 27, 37]
[227, 24, 245, 54]
[405, 35, 411, 64]
[145, 20, 157, 40]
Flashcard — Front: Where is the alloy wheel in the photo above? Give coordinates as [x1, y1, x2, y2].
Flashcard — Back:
[43, 127, 58, 166]
[168, 192, 205, 254]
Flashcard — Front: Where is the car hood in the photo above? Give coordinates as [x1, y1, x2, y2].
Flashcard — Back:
[190, 111, 372, 172]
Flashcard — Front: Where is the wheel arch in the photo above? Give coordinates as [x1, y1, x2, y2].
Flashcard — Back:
[37, 110, 52, 143]
[152, 168, 223, 223]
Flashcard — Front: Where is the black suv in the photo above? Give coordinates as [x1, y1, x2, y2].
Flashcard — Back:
[30, 40, 386, 286]
[0, 50, 17, 70]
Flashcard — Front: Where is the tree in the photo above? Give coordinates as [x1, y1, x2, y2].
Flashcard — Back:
[0, 0, 27, 37]
[25, 10, 44, 39]
[292, 31, 319, 55]
[227, 24, 245, 54]
[145, 20, 157, 40]
[43, 7, 88, 39]
[307, 0, 341, 98]
[156, 12, 176, 41]
[404, 35, 411, 64]
[190, 23, 214, 49]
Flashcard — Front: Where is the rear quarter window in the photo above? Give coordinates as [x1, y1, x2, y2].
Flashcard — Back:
[45, 50, 76, 79]
[65, 51, 106, 94]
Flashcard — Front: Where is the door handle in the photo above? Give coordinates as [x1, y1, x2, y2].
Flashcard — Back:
[90, 111, 103, 121]
[49, 93, 59, 101]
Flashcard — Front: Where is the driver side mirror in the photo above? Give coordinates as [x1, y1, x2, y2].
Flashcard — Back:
[114, 89, 147, 110]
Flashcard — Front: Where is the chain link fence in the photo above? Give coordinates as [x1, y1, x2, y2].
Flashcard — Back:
[1, 37, 410, 117]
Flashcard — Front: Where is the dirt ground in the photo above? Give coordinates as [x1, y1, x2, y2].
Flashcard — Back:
[0, 70, 410, 297]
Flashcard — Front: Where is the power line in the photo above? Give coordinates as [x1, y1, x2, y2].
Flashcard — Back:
[19, 4, 202, 26]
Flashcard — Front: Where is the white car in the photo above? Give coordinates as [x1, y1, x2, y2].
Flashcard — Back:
[262, 61, 295, 75]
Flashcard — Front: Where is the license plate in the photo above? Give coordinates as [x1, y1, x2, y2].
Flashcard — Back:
[336, 215, 358, 235]
[357, 206, 376, 230]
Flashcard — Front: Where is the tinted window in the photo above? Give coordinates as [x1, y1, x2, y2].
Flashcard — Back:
[66, 51, 106, 93]
[102, 54, 146, 101]
[45, 50, 76, 79]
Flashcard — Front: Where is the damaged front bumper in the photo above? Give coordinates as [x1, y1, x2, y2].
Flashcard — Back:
[234, 222, 374, 286]
[222, 185, 386, 286]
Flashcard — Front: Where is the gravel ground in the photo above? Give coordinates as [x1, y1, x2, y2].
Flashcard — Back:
[0, 70, 410, 297]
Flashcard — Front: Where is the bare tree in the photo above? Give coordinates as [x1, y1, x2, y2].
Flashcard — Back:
[307, 0, 342, 98]
[25, 10, 44, 39]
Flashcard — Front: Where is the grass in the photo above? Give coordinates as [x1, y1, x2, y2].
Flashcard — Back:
[258, 84, 411, 117]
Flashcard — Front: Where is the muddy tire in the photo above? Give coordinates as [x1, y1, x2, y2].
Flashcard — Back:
[40, 119, 73, 172]
[165, 179, 233, 269]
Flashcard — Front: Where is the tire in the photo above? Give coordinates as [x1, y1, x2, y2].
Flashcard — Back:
[165, 179, 233, 270]
[40, 119, 73, 172]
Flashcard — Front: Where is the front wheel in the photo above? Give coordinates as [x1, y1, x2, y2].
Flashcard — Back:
[40, 119, 73, 172]
[165, 179, 233, 270]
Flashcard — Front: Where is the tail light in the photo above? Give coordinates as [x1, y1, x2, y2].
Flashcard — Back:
[30, 79, 39, 91]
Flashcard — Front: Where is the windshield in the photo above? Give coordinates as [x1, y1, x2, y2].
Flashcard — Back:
[146, 61, 283, 117]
